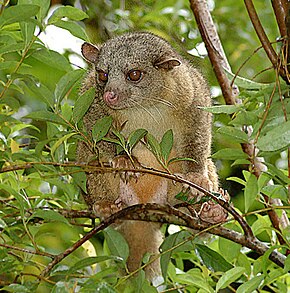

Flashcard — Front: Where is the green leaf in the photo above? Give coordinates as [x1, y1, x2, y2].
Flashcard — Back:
[236, 275, 264, 293]
[31, 49, 72, 72]
[168, 157, 196, 165]
[102, 137, 122, 145]
[94, 283, 116, 293]
[284, 255, 290, 273]
[231, 159, 250, 166]
[0, 184, 30, 216]
[225, 70, 272, 90]
[244, 173, 258, 212]
[217, 126, 248, 143]
[20, 21, 36, 47]
[0, 61, 29, 72]
[127, 129, 148, 152]
[257, 172, 271, 191]
[212, 148, 248, 160]
[53, 20, 89, 41]
[0, 42, 26, 55]
[71, 171, 87, 193]
[237, 252, 251, 276]
[227, 177, 246, 186]
[68, 256, 122, 274]
[0, 161, 5, 170]
[145, 133, 161, 159]
[111, 129, 126, 147]
[30, 210, 69, 224]
[92, 116, 113, 143]
[25, 80, 54, 108]
[264, 162, 290, 184]
[174, 272, 214, 293]
[195, 244, 233, 272]
[47, 6, 89, 24]
[201, 105, 240, 114]
[0, 218, 7, 229]
[216, 267, 245, 291]
[50, 132, 76, 157]
[251, 215, 270, 236]
[219, 237, 241, 262]
[104, 227, 129, 264]
[256, 120, 290, 152]
[18, 0, 50, 22]
[55, 69, 84, 105]
[230, 110, 259, 126]
[261, 185, 287, 201]
[1, 284, 30, 293]
[0, 4, 40, 28]
[72, 87, 95, 123]
[160, 129, 173, 162]
[0, 114, 17, 123]
[25, 111, 68, 126]
[160, 230, 193, 279]
[61, 103, 72, 121]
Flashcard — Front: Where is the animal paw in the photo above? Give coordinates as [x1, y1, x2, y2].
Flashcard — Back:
[198, 189, 229, 224]
[111, 155, 141, 183]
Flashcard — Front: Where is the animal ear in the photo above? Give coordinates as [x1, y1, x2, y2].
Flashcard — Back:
[154, 57, 181, 70]
[81, 42, 100, 63]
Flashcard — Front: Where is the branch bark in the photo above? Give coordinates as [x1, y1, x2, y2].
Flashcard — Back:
[189, 0, 238, 105]
[40, 203, 286, 276]
[271, 0, 287, 37]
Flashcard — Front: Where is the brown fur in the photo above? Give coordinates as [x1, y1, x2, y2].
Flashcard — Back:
[77, 32, 218, 281]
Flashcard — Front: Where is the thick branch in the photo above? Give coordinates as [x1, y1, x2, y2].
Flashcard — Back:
[244, 0, 278, 66]
[40, 204, 286, 276]
[271, 0, 287, 37]
[189, 0, 238, 105]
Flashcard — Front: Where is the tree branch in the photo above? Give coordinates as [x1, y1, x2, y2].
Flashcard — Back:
[244, 0, 288, 82]
[0, 160, 254, 240]
[189, 0, 239, 105]
[244, 0, 278, 66]
[40, 203, 286, 276]
[271, 0, 287, 37]
[0, 243, 54, 258]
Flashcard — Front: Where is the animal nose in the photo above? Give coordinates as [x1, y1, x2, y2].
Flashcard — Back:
[103, 91, 119, 106]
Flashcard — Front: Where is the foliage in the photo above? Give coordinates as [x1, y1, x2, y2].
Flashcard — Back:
[0, 0, 289, 292]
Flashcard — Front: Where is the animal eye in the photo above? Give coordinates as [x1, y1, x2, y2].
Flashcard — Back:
[127, 70, 143, 82]
[97, 71, 108, 83]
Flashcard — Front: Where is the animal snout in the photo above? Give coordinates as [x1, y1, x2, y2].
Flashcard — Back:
[103, 91, 119, 106]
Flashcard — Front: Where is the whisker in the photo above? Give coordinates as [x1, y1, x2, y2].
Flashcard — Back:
[151, 104, 164, 122]
[130, 99, 158, 123]
[146, 97, 177, 110]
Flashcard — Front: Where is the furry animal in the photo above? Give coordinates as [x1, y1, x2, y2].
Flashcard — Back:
[77, 32, 223, 280]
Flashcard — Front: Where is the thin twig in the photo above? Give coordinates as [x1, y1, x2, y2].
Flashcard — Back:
[0, 243, 54, 258]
